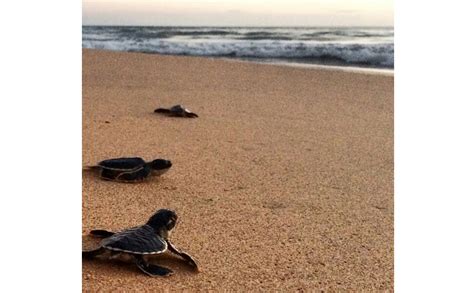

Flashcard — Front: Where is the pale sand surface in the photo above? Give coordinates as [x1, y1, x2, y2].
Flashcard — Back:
[82, 49, 393, 291]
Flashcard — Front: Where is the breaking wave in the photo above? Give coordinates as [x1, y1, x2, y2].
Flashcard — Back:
[82, 26, 394, 68]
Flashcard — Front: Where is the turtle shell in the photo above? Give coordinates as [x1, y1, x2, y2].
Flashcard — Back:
[101, 225, 167, 254]
[97, 157, 151, 182]
[98, 157, 146, 171]
[169, 105, 185, 113]
[101, 164, 152, 182]
[169, 105, 198, 118]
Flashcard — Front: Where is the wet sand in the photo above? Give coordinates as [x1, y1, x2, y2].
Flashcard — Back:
[82, 49, 393, 291]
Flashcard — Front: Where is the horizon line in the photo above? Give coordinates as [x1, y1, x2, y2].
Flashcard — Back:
[82, 24, 394, 28]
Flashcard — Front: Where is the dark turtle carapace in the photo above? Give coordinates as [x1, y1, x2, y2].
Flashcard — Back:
[154, 105, 199, 118]
[83, 209, 198, 277]
[84, 157, 172, 182]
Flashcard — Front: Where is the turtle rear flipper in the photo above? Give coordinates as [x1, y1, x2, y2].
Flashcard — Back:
[154, 108, 171, 114]
[167, 240, 199, 271]
[90, 230, 115, 238]
[134, 255, 174, 277]
[83, 247, 106, 259]
[83, 165, 101, 171]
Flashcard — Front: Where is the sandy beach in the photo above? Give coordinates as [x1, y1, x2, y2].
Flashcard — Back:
[82, 49, 393, 291]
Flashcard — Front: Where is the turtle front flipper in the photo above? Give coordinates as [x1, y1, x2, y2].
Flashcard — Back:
[166, 240, 199, 271]
[90, 229, 115, 238]
[134, 255, 174, 277]
[82, 247, 106, 259]
[185, 112, 199, 118]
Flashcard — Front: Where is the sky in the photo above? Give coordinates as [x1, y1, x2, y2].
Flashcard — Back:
[83, 0, 393, 27]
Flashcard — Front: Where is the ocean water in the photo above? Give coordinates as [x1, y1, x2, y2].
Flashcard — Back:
[82, 26, 394, 69]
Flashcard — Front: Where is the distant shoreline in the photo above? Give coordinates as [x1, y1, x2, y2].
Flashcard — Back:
[223, 58, 394, 75]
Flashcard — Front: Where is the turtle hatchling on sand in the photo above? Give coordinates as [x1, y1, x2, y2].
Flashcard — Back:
[154, 104, 199, 118]
[83, 209, 198, 277]
[85, 157, 172, 182]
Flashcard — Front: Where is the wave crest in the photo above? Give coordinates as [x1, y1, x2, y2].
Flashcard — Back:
[83, 39, 393, 68]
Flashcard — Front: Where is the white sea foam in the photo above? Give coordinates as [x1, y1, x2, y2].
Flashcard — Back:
[82, 26, 394, 68]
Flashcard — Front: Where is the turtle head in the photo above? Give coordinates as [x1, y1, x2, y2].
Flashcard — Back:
[146, 209, 178, 239]
[149, 159, 172, 172]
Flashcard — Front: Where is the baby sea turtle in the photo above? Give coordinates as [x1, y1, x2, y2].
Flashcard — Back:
[85, 157, 172, 182]
[83, 209, 198, 277]
[154, 104, 199, 118]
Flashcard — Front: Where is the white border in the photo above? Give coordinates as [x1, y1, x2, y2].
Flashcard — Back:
[2, 0, 474, 291]
[0, 0, 81, 292]
[396, 0, 474, 291]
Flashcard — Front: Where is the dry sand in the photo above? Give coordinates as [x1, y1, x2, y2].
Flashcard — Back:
[82, 49, 393, 291]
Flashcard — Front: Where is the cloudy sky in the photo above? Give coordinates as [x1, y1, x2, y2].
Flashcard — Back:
[83, 0, 393, 26]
